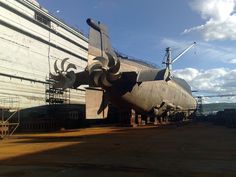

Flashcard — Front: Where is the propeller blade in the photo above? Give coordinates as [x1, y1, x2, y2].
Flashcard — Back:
[61, 58, 70, 72]
[108, 58, 120, 74]
[93, 56, 109, 68]
[106, 52, 115, 68]
[66, 71, 76, 80]
[91, 69, 103, 86]
[107, 72, 121, 82]
[64, 71, 76, 88]
[87, 60, 103, 75]
[88, 52, 121, 87]
[66, 63, 77, 71]
[100, 72, 112, 87]
[49, 72, 61, 81]
[54, 60, 59, 73]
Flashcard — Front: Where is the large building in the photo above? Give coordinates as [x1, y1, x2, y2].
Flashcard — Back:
[0, 0, 88, 108]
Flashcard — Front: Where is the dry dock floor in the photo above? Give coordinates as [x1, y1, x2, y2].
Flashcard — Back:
[0, 122, 236, 177]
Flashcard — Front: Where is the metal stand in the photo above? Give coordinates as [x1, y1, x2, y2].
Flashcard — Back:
[196, 96, 203, 116]
[45, 78, 70, 105]
[0, 97, 20, 139]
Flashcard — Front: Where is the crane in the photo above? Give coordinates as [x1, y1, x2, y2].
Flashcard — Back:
[163, 42, 196, 75]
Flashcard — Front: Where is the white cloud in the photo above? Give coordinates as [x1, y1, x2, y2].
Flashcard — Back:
[190, 0, 235, 21]
[229, 59, 236, 63]
[173, 68, 199, 82]
[174, 68, 236, 100]
[185, 0, 236, 41]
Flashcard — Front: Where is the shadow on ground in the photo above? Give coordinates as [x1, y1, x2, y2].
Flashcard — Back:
[1, 123, 236, 177]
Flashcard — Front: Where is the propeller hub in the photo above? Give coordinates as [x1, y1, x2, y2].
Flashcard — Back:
[50, 58, 77, 89]
[88, 52, 121, 87]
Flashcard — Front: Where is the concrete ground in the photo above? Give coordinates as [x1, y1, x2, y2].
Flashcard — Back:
[0, 122, 236, 177]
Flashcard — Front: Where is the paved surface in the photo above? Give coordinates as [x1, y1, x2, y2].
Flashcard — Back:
[0, 122, 236, 177]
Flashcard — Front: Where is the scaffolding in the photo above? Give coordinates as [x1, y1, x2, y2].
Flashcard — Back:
[45, 79, 70, 105]
[0, 96, 20, 139]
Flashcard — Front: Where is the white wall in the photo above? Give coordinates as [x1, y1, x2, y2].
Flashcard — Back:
[0, 0, 88, 108]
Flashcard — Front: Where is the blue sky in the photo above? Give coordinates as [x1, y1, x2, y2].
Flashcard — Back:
[37, 0, 236, 103]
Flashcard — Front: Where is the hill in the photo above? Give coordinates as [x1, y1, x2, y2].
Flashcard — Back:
[202, 103, 236, 113]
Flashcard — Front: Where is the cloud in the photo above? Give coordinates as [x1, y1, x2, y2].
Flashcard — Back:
[190, 0, 235, 21]
[173, 68, 199, 82]
[174, 68, 236, 97]
[184, 0, 236, 41]
[229, 59, 236, 63]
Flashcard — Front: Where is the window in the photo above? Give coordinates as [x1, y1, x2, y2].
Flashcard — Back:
[35, 12, 50, 27]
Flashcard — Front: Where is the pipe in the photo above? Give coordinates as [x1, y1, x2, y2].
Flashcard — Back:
[86, 18, 101, 32]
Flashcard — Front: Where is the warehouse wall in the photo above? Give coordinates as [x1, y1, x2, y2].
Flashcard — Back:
[0, 0, 88, 108]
